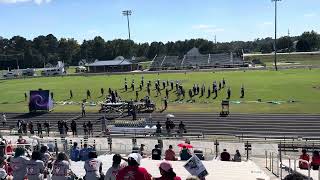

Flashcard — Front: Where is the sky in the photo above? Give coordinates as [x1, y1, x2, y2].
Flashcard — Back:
[0, 0, 319, 43]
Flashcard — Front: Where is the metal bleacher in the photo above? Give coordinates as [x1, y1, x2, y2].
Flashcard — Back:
[150, 50, 244, 70]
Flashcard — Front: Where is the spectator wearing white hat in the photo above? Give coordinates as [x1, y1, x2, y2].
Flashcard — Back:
[153, 161, 181, 180]
[116, 153, 151, 180]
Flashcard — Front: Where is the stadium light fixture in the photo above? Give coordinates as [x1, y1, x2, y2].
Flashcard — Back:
[122, 10, 132, 40]
[272, 0, 281, 71]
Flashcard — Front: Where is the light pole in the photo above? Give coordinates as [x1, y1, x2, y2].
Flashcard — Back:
[272, 0, 281, 71]
[122, 10, 132, 40]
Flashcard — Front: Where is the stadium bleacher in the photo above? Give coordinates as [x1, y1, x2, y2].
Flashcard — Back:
[70, 154, 270, 180]
[149, 48, 244, 70]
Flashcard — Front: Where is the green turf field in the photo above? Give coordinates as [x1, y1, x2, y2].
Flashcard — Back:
[0, 68, 320, 113]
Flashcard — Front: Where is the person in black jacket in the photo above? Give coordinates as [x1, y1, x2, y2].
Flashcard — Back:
[152, 145, 162, 160]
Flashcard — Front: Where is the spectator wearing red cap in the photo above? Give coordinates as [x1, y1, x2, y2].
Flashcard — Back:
[116, 153, 151, 180]
[153, 161, 181, 180]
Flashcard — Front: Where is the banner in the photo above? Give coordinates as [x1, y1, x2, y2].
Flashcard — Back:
[29, 90, 53, 112]
[184, 155, 208, 178]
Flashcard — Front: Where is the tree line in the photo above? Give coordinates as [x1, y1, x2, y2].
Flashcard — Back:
[0, 30, 319, 69]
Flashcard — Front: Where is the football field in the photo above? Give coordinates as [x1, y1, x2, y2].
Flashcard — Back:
[0, 68, 320, 113]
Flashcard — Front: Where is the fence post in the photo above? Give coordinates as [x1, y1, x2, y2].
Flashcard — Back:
[294, 159, 296, 172]
[308, 166, 311, 180]
[318, 167, 320, 180]
[246, 141, 249, 160]
[271, 152, 274, 173]
[265, 151, 268, 168]
[270, 152, 272, 171]
[289, 158, 291, 173]
[215, 139, 218, 158]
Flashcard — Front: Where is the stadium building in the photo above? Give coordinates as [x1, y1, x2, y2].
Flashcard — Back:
[86, 56, 139, 73]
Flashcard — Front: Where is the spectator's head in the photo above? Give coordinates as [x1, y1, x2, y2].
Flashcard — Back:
[155, 145, 159, 149]
[302, 149, 307, 154]
[158, 161, 176, 178]
[31, 151, 41, 161]
[180, 121, 183, 124]
[186, 176, 200, 180]
[73, 142, 78, 147]
[183, 146, 186, 149]
[157, 121, 160, 124]
[169, 145, 173, 149]
[140, 144, 145, 148]
[223, 149, 227, 152]
[128, 153, 142, 166]
[113, 154, 122, 165]
[18, 135, 23, 139]
[57, 152, 69, 162]
[283, 173, 304, 180]
[88, 151, 97, 159]
[313, 150, 319, 157]
[84, 144, 88, 148]
[236, 150, 240, 155]
[14, 147, 25, 158]
[40, 145, 48, 153]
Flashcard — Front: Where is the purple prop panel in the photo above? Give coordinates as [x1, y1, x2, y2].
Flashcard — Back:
[29, 90, 53, 111]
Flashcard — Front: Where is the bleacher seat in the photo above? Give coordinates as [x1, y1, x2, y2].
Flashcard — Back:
[70, 154, 271, 180]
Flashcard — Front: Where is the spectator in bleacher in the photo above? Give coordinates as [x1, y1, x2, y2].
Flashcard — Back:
[71, 120, 77, 137]
[63, 121, 69, 135]
[11, 147, 29, 180]
[180, 146, 191, 161]
[156, 121, 162, 134]
[186, 176, 200, 180]
[83, 122, 88, 135]
[51, 152, 71, 180]
[1, 113, 6, 127]
[39, 146, 51, 169]
[17, 135, 26, 144]
[0, 158, 8, 180]
[116, 153, 151, 180]
[139, 144, 146, 158]
[22, 120, 27, 134]
[87, 121, 93, 136]
[44, 121, 50, 136]
[232, 150, 241, 162]
[36, 121, 42, 136]
[283, 173, 304, 180]
[299, 149, 310, 170]
[220, 149, 231, 161]
[26, 151, 45, 180]
[311, 150, 320, 170]
[105, 154, 123, 180]
[165, 119, 171, 135]
[58, 121, 63, 135]
[165, 145, 177, 161]
[70, 142, 80, 162]
[178, 121, 186, 135]
[152, 145, 162, 160]
[28, 121, 34, 134]
[84, 151, 103, 180]
[153, 161, 182, 180]
[0, 139, 6, 158]
[80, 144, 91, 161]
